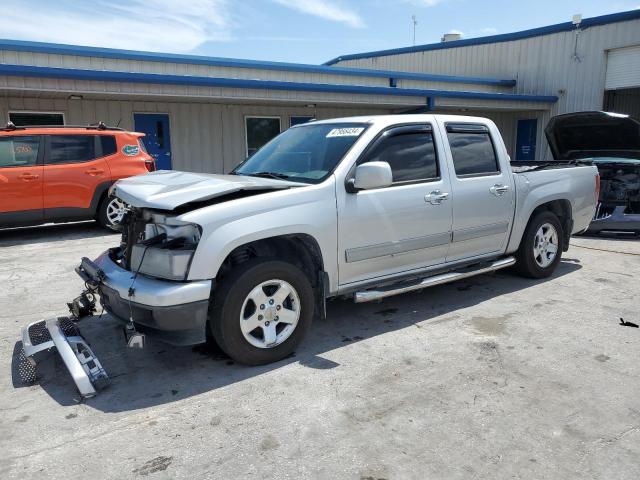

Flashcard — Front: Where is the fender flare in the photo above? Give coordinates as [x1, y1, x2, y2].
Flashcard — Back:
[90, 181, 115, 217]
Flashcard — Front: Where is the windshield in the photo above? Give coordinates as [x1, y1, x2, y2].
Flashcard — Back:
[233, 122, 368, 183]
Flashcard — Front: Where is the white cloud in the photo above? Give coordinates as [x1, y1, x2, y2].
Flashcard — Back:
[405, 0, 446, 6]
[480, 27, 499, 35]
[0, 0, 234, 52]
[273, 0, 365, 28]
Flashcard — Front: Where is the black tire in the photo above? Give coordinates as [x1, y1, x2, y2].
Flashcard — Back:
[97, 195, 125, 231]
[209, 258, 315, 366]
[514, 211, 564, 279]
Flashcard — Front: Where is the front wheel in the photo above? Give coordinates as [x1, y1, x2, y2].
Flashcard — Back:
[97, 195, 127, 231]
[209, 258, 315, 365]
[514, 211, 564, 279]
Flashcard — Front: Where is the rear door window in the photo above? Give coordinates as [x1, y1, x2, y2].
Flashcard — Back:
[0, 136, 40, 167]
[46, 135, 96, 164]
[446, 124, 500, 176]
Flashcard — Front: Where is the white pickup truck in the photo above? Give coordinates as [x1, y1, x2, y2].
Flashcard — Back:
[76, 114, 599, 366]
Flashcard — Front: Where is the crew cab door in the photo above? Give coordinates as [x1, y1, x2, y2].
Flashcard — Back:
[337, 123, 453, 286]
[43, 134, 111, 219]
[440, 121, 515, 262]
[0, 134, 44, 226]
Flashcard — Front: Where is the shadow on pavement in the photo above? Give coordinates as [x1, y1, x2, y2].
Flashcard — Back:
[0, 221, 117, 247]
[11, 261, 581, 412]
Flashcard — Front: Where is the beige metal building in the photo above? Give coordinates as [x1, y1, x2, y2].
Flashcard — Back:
[327, 10, 640, 161]
[1, 9, 638, 171]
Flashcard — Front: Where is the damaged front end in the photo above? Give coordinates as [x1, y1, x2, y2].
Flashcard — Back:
[589, 160, 640, 235]
[80, 207, 213, 346]
[545, 111, 640, 235]
[120, 207, 201, 281]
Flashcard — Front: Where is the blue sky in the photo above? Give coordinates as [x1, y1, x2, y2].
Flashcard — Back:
[1, 0, 639, 64]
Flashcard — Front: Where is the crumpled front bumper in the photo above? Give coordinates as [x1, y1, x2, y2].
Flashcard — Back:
[20, 317, 108, 398]
[78, 250, 212, 345]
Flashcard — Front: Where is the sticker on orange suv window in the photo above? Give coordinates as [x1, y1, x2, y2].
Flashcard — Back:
[122, 145, 140, 156]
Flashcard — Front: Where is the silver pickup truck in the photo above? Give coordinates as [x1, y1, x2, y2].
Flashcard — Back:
[77, 114, 599, 366]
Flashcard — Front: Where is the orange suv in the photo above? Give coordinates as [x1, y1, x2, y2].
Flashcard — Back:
[0, 122, 155, 230]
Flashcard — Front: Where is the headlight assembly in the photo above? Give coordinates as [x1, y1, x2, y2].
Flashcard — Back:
[129, 222, 201, 281]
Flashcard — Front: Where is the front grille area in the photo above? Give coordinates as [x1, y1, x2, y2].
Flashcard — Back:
[59, 317, 81, 337]
[28, 321, 51, 346]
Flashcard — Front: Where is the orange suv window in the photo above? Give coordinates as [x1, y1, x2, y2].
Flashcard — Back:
[45, 134, 117, 164]
[0, 136, 40, 167]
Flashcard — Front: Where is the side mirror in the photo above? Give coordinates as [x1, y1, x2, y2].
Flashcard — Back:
[351, 161, 393, 191]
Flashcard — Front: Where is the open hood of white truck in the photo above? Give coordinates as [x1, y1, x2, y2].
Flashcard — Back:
[111, 170, 302, 210]
[545, 111, 640, 161]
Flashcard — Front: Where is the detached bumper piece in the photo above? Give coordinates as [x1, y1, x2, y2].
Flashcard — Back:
[20, 316, 108, 398]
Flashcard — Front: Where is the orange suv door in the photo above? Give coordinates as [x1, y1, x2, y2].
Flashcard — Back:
[0, 135, 44, 226]
[43, 134, 111, 220]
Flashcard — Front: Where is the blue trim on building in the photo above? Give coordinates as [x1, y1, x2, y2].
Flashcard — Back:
[0, 64, 557, 103]
[426, 97, 434, 111]
[324, 9, 640, 65]
[0, 39, 515, 87]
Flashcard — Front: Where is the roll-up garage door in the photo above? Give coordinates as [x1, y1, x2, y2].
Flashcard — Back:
[605, 45, 640, 90]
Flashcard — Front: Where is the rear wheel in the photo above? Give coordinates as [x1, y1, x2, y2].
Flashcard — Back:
[514, 211, 563, 279]
[97, 196, 127, 231]
[209, 258, 315, 365]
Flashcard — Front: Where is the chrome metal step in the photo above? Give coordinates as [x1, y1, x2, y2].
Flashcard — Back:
[354, 256, 516, 303]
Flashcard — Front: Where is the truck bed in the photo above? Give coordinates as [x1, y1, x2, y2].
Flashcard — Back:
[510, 160, 593, 173]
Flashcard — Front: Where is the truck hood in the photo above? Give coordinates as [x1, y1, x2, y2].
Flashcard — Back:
[545, 111, 640, 160]
[112, 170, 303, 210]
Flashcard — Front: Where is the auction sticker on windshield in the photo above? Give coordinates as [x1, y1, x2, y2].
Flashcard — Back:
[326, 127, 365, 138]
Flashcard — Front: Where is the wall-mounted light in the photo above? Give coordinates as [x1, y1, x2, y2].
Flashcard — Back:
[68, 94, 83, 100]
[571, 14, 583, 62]
[305, 104, 316, 108]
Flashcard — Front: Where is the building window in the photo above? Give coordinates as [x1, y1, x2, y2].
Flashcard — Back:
[245, 116, 281, 157]
[446, 124, 500, 177]
[9, 112, 64, 126]
[363, 131, 439, 183]
[290, 116, 314, 127]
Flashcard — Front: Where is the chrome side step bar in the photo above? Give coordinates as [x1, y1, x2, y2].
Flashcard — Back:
[354, 256, 516, 303]
[20, 316, 109, 398]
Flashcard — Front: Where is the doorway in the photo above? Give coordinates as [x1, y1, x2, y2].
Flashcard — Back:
[134, 113, 172, 170]
[515, 119, 538, 160]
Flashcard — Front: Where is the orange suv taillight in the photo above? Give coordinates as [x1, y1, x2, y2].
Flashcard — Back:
[144, 159, 156, 172]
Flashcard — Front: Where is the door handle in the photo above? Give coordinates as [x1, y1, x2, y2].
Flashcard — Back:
[490, 184, 510, 196]
[425, 190, 450, 205]
[18, 172, 39, 181]
[84, 168, 105, 176]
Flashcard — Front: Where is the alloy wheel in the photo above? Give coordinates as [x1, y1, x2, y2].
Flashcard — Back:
[533, 222, 558, 268]
[239, 279, 301, 349]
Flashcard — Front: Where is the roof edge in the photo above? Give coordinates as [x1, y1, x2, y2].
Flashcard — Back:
[324, 9, 640, 65]
[0, 39, 515, 88]
[0, 63, 556, 103]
